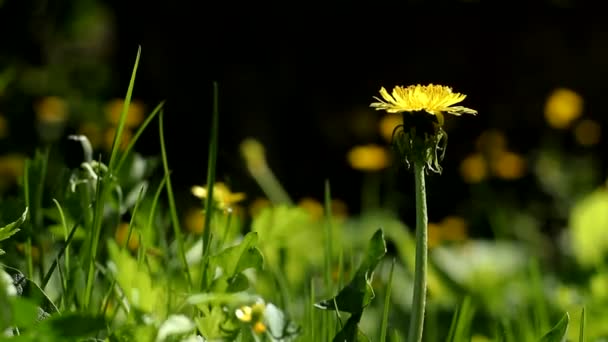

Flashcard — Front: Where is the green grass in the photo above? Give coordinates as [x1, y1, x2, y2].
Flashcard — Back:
[0, 47, 599, 342]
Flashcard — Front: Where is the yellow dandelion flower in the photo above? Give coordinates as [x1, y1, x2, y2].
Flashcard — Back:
[347, 144, 391, 172]
[574, 119, 601, 146]
[491, 151, 526, 180]
[370, 84, 477, 125]
[105, 98, 145, 128]
[114, 222, 139, 251]
[298, 197, 324, 221]
[0, 154, 26, 190]
[544, 88, 583, 129]
[460, 153, 487, 184]
[191, 182, 246, 209]
[35, 96, 68, 123]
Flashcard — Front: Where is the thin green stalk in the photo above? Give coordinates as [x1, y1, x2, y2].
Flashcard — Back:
[159, 110, 192, 288]
[408, 162, 428, 342]
[23, 159, 33, 279]
[323, 179, 334, 289]
[380, 258, 396, 342]
[199, 82, 219, 290]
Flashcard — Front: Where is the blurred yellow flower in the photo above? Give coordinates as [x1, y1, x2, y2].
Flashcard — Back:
[16, 243, 41, 262]
[347, 144, 391, 172]
[105, 98, 145, 128]
[249, 197, 271, 218]
[379, 114, 402, 142]
[573, 119, 601, 146]
[460, 153, 487, 184]
[191, 182, 246, 210]
[104, 127, 133, 151]
[428, 223, 443, 249]
[370, 84, 477, 125]
[428, 216, 468, 248]
[475, 129, 507, 158]
[0, 115, 8, 139]
[330, 198, 349, 220]
[114, 222, 139, 251]
[544, 88, 583, 129]
[439, 216, 468, 242]
[77, 122, 103, 149]
[0, 154, 25, 189]
[298, 197, 324, 221]
[184, 208, 205, 234]
[35, 96, 68, 123]
[491, 151, 526, 180]
[235, 302, 266, 329]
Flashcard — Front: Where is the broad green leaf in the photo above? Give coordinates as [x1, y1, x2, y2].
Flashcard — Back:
[539, 313, 569, 342]
[206, 232, 263, 292]
[0, 207, 28, 254]
[195, 305, 238, 340]
[37, 313, 106, 338]
[315, 229, 386, 313]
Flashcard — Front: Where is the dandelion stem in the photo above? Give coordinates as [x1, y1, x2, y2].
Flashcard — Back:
[408, 161, 428, 342]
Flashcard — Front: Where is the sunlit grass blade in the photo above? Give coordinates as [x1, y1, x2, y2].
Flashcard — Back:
[52, 199, 70, 287]
[121, 185, 146, 251]
[199, 82, 219, 290]
[159, 109, 192, 288]
[84, 46, 141, 310]
[447, 296, 475, 342]
[115, 100, 166, 173]
[380, 258, 396, 342]
[530, 258, 549, 333]
[108, 46, 141, 171]
[579, 307, 585, 342]
[146, 174, 168, 266]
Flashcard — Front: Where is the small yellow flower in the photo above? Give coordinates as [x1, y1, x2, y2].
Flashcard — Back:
[347, 144, 391, 172]
[370, 84, 477, 125]
[475, 129, 507, 158]
[544, 88, 583, 129]
[105, 98, 145, 128]
[439, 216, 468, 242]
[298, 197, 324, 221]
[491, 151, 526, 180]
[35, 96, 69, 123]
[77, 122, 103, 149]
[249, 197, 271, 218]
[191, 182, 246, 209]
[428, 223, 443, 249]
[330, 199, 349, 221]
[574, 119, 601, 146]
[460, 153, 487, 184]
[184, 208, 205, 234]
[114, 222, 139, 251]
[253, 321, 267, 334]
[16, 243, 41, 262]
[235, 305, 253, 322]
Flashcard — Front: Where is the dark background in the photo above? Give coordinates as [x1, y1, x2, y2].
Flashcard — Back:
[2, 1, 607, 219]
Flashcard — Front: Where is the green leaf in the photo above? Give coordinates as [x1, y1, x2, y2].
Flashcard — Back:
[315, 229, 387, 314]
[331, 312, 369, 342]
[207, 232, 263, 292]
[539, 313, 569, 342]
[0, 207, 28, 249]
[37, 313, 106, 338]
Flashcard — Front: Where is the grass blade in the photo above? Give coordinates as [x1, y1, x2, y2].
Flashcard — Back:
[380, 258, 396, 342]
[199, 81, 219, 290]
[159, 109, 192, 288]
[579, 307, 585, 342]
